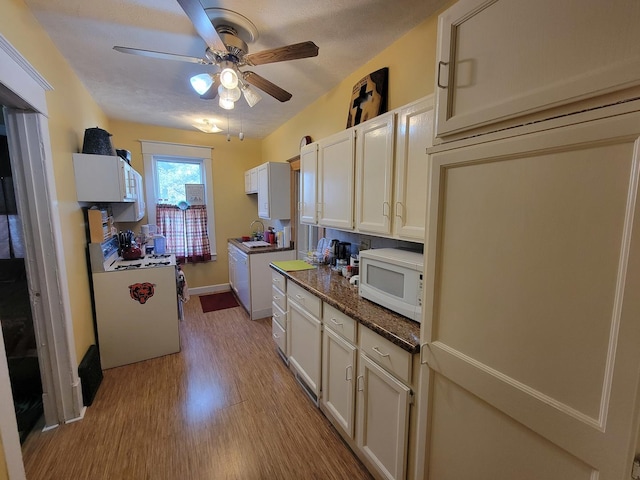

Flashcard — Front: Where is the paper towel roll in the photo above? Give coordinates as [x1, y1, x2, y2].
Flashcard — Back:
[283, 226, 291, 247]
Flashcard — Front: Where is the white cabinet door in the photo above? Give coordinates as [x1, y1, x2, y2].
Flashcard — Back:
[355, 112, 395, 235]
[235, 249, 250, 313]
[257, 163, 269, 218]
[288, 298, 322, 397]
[318, 129, 355, 230]
[228, 247, 236, 292]
[419, 110, 640, 479]
[393, 96, 434, 241]
[257, 162, 291, 220]
[434, 0, 640, 140]
[300, 142, 318, 225]
[244, 170, 252, 193]
[73, 153, 135, 202]
[357, 353, 410, 480]
[322, 326, 357, 438]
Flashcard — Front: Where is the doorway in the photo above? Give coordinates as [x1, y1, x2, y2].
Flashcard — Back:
[0, 126, 43, 443]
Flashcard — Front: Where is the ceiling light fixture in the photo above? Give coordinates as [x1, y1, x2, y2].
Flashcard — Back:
[190, 73, 215, 96]
[218, 84, 242, 110]
[241, 82, 262, 107]
[192, 119, 222, 133]
[219, 97, 235, 110]
[219, 66, 239, 90]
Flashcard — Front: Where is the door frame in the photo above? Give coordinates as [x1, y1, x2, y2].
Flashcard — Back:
[0, 34, 84, 479]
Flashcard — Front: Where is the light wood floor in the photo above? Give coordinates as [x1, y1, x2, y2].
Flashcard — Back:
[21, 297, 373, 479]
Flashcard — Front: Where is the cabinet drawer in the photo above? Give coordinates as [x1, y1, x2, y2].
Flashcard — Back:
[271, 270, 286, 293]
[287, 281, 322, 319]
[272, 284, 287, 312]
[272, 302, 286, 330]
[323, 302, 356, 344]
[359, 326, 412, 384]
[272, 317, 286, 354]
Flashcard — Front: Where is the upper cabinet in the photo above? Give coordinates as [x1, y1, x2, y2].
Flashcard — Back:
[393, 97, 434, 241]
[303, 95, 434, 242]
[434, 0, 640, 141]
[244, 167, 258, 194]
[317, 129, 356, 230]
[300, 143, 319, 225]
[354, 112, 395, 235]
[73, 153, 137, 202]
[257, 162, 291, 220]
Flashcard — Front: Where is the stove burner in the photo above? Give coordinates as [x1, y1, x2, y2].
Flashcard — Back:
[114, 263, 141, 270]
[149, 254, 171, 259]
[144, 261, 171, 267]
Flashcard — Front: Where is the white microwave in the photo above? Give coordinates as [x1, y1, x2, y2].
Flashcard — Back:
[358, 248, 424, 322]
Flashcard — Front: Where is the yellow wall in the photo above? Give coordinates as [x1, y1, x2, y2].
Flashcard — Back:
[108, 121, 264, 288]
[2, 0, 109, 361]
[261, 7, 446, 162]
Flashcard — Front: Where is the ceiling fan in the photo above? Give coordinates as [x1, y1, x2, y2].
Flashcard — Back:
[113, 0, 319, 109]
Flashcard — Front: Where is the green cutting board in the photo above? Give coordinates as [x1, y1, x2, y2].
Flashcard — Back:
[271, 260, 317, 271]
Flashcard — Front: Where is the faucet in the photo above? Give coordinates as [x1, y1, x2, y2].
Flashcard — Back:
[250, 219, 265, 240]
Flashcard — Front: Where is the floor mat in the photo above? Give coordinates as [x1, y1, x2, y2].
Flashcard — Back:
[199, 292, 239, 313]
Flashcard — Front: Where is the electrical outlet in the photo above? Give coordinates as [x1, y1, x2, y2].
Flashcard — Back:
[360, 238, 371, 251]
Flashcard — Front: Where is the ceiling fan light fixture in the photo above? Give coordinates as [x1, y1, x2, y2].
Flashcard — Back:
[241, 84, 262, 107]
[192, 119, 222, 134]
[219, 97, 235, 110]
[219, 67, 238, 89]
[190, 73, 215, 96]
[218, 85, 242, 102]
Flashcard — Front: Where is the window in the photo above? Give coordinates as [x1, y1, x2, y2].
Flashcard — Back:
[141, 141, 217, 262]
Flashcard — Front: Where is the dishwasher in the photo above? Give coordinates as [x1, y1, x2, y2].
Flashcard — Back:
[229, 243, 250, 312]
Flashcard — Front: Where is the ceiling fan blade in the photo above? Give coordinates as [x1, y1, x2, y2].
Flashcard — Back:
[243, 71, 292, 102]
[245, 41, 319, 66]
[177, 0, 227, 53]
[200, 74, 221, 100]
[113, 46, 209, 64]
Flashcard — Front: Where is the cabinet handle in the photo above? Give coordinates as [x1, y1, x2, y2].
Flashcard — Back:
[273, 333, 279, 339]
[330, 317, 343, 327]
[372, 346, 390, 358]
[295, 294, 304, 302]
[395, 202, 403, 218]
[382, 201, 390, 218]
[437, 61, 449, 89]
[273, 295, 280, 300]
[346, 365, 353, 381]
[273, 312, 280, 319]
[357, 375, 364, 392]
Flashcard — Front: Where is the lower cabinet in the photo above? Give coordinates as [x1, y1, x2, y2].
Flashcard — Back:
[278, 274, 415, 480]
[271, 270, 287, 358]
[322, 325, 357, 438]
[288, 281, 323, 399]
[356, 353, 411, 480]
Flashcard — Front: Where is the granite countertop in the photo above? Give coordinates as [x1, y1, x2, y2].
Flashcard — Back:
[228, 238, 295, 255]
[269, 263, 421, 354]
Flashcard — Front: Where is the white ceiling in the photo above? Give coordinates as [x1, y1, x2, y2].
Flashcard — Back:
[24, 0, 446, 139]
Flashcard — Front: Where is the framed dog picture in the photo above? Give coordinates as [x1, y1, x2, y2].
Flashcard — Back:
[346, 67, 388, 128]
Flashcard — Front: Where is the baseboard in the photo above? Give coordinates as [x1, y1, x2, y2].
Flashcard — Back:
[188, 283, 230, 296]
[251, 306, 272, 321]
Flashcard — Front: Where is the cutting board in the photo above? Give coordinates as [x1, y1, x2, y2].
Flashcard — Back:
[271, 260, 316, 272]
